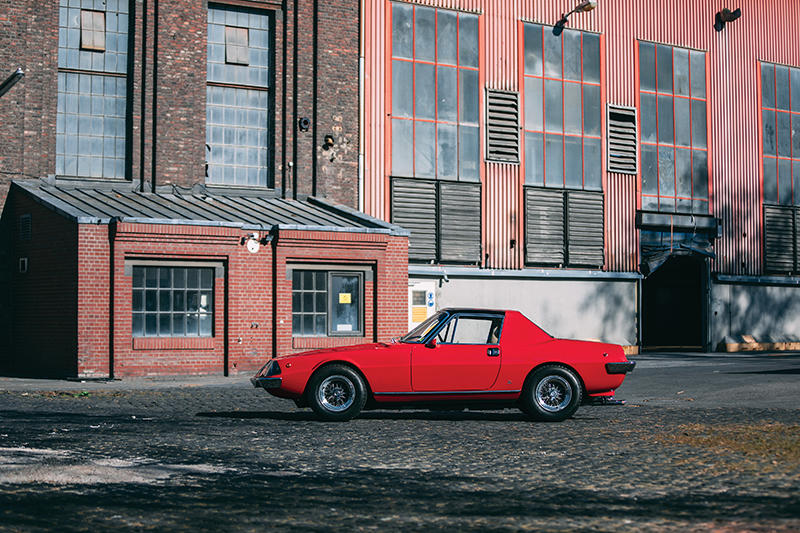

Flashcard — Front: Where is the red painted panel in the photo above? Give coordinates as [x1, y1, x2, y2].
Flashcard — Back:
[364, 0, 800, 274]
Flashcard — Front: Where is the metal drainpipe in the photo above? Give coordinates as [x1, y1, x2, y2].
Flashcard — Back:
[108, 218, 117, 379]
[139, 0, 147, 192]
[311, 0, 318, 197]
[291, 0, 299, 199]
[357, 0, 365, 212]
[281, 1, 288, 196]
[151, 0, 159, 192]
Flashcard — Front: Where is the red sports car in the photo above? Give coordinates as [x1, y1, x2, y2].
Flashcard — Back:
[252, 308, 635, 421]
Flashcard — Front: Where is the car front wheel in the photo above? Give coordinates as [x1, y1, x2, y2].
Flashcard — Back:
[306, 364, 367, 421]
[520, 365, 582, 422]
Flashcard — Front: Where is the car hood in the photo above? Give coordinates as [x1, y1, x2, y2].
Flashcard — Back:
[275, 342, 400, 360]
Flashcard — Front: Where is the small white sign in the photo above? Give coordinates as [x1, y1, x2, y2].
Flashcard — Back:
[336, 324, 353, 332]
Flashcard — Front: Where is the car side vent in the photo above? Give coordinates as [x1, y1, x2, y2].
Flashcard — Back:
[485, 89, 519, 163]
[606, 104, 637, 175]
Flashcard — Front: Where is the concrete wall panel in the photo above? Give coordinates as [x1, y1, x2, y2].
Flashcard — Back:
[422, 276, 637, 346]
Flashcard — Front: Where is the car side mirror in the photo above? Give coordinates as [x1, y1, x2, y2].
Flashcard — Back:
[425, 338, 438, 349]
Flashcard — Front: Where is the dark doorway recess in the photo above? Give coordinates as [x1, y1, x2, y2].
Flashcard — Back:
[642, 255, 706, 351]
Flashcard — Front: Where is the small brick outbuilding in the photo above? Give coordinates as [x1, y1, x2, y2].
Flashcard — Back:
[0, 179, 409, 378]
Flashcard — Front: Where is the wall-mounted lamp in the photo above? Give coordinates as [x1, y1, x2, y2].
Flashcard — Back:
[322, 134, 335, 151]
[714, 7, 741, 32]
[298, 117, 311, 132]
[0, 68, 24, 98]
[553, 0, 597, 36]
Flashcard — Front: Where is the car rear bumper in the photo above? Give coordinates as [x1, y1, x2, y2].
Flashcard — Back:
[251, 377, 282, 389]
[606, 361, 636, 374]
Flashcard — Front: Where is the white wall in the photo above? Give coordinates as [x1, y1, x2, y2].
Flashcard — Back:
[711, 282, 800, 345]
[419, 276, 638, 346]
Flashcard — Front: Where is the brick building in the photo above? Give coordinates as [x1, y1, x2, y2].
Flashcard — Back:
[0, 0, 409, 377]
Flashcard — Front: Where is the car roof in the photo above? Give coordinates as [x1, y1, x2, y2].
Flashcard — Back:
[438, 308, 508, 315]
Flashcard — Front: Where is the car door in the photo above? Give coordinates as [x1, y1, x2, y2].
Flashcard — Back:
[411, 313, 503, 392]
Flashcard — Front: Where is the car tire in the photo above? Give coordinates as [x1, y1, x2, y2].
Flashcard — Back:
[520, 365, 582, 422]
[306, 364, 367, 422]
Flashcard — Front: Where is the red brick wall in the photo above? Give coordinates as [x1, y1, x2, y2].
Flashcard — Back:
[275, 230, 408, 357]
[0, 0, 59, 206]
[2, 191, 78, 377]
[0, 0, 360, 207]
[70, 221, 408, 378]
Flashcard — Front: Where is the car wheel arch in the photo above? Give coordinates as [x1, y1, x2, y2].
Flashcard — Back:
[304, 360, 374, 400]
[523, 362, 586, 398]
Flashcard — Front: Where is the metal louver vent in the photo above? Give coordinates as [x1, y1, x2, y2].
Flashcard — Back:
[17, 214, 31, 241]
[764, 206, 795, 273]
[485, 89, 519, 163]
[606, 104, 637, 175]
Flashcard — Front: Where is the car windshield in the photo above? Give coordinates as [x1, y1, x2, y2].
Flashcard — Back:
[399, 311, 450, 343]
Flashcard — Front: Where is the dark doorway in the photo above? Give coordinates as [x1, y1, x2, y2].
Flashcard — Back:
[642, 255, 706, 351]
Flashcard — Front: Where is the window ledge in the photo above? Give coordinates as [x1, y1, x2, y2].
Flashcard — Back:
[293, 336, 364, 350]
[132, 337, 215, 351]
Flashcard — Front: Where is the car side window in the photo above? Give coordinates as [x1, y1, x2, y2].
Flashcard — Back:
[442, 316, 503, 345]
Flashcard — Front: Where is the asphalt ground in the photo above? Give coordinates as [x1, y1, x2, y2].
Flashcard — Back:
[1, 352, 799, 532]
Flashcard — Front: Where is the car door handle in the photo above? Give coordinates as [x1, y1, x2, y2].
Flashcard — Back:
[487, 347, 500, 357]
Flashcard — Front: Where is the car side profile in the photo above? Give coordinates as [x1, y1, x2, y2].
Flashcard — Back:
[252, 308, 635, 421]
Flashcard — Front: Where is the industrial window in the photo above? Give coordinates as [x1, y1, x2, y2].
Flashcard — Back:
[760, 62, 800, 206]
[56, 0, 130, 178]
[80, 10, 105, 52]
[292, 271, 363, 337]
[522, 24, 602, 191]
[207, 4, 273, 187]
[132, 266, 215, 338]
[761, 62, 800, 274]
[389, 2, 479, 182]
[638, 42, 709, 213]
[389, 3, 481, 264]
[225, 26, 249, 65]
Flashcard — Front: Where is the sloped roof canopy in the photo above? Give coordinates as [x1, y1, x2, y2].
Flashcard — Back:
[11, 180, 408, 236]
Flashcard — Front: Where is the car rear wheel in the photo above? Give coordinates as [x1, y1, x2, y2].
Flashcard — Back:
[306, 364, 367, 422]
[520, 365, 582, 422]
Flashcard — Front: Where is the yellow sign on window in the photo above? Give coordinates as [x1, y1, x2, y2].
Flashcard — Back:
[339, 293, 352, 304]
[411, 306, 427, 323]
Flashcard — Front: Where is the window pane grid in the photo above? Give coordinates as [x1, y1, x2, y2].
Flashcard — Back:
[390, 2, 480, 182]
[761, 62, 800, 206]
[522, 24, 602, 191]
[207, 4, 272, 187]
[292, 271, 327, 336]
[639, 42, 709, 213]
[57, 0, 129, 179]
[132, 266, 215, 338]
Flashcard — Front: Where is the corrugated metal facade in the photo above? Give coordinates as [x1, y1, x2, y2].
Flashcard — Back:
[363, 0, 800, 275]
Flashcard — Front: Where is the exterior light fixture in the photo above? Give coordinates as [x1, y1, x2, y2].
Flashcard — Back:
[714, 7, 741, 32]
[553, 0, 597, 36]
[322, 134, 335, 151]
[0, 68, 24, 98]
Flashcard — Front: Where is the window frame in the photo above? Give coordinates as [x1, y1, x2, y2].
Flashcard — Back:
[291, 268, 366, 338]
[520, 23, 604, 192]
[57, 0, 131, 179]
[637, 40, 711, 214]
[225, 25, 250, 65]
[206, 4, 275, 188]
[426, 312, 504, 346]
[80, 10, 106, 52]
[759, 61, 800, 207]
[387, 2, 481, 183]
[128, 262, 223, 339]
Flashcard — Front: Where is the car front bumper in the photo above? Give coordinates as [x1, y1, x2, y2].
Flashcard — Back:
[251, 377, 283, 389]
[605, 361, 636, 374]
